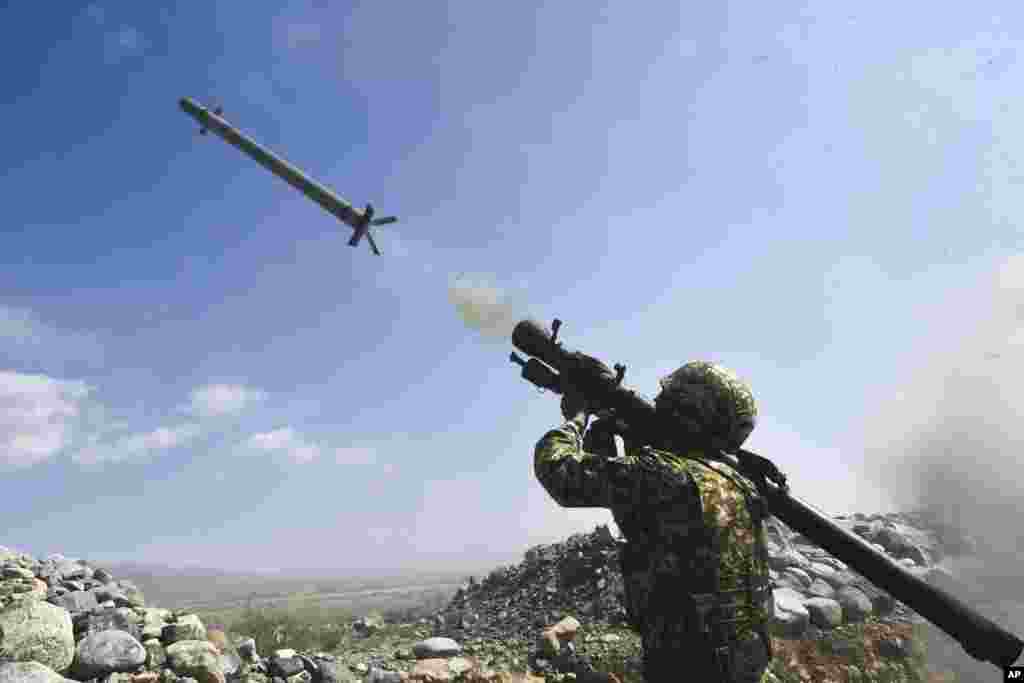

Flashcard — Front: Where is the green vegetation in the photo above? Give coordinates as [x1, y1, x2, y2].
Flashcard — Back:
[191, 587, 959, 683]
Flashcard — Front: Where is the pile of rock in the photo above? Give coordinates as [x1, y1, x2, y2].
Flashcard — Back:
[0, 549, 369, 683]
[765, 510, 978, 640]
[430, 525, 627, 642]
[426, 511, 979, 675]
[0, 508, 984, 683]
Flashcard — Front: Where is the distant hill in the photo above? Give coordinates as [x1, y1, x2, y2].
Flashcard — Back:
[102, 561, 499, 611]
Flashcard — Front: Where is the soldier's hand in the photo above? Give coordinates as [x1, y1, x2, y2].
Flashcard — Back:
[559, 352, 616, 424]
[736, 450, 788, 490]
[584, 413, 628, 457]
[560, 387, 589, 424]
[561, 352, 617, 395]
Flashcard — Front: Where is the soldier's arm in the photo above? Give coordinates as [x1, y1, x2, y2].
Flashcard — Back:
[533, 416, 640, 508]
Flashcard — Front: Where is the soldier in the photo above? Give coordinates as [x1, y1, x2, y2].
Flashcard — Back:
[534, 359, 774, 683]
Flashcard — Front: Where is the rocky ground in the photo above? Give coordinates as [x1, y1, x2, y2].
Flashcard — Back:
[0, 508, 1009, 683]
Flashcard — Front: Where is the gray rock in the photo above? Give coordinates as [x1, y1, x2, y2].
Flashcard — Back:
[56, 563, 88, 582]
[899, 544, 930, 566]
[267, 656, 304, 678]
[72, 630, 146, 679]
[113, 582, 145, 608]
[219, 652, 242, 677]
[142, 608, 173, 623]
[2, 568, 34, 581]
[92, 569, 113, 585]
[806, 579, 835, 599]
[823, 571, 856, 591]
[0, 661, 78, 683]
[162, 615, 206, 645]
[236, 639, 257, 662]
[93, 585, 130, 607]
[145, 640, 167, 669]
[768, 549, 809, 571]
[54, 591, 98, 614]
[803, 598, 843, 629]
[165, 640, 222, 683]
[285, 672, 310, 683]
[808, 562, 838, 584]
[781, 568, 811, 589]
[76, 608, 142, 641]
[411, 637, 462, 659]
[878, 637, 912, 659]
[0, 600, 76, 673]
[364, 668, 402, 683]
[835, 586, 873, 623]
[770, 588, 809, 638]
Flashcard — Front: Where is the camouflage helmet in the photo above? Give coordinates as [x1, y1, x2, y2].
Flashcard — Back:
[654, 361, 757, 449]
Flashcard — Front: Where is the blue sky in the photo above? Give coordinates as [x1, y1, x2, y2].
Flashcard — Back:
[2, 1, 1024, 574]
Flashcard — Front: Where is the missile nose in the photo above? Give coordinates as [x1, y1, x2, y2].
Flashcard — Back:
[178, 97, 200, 115]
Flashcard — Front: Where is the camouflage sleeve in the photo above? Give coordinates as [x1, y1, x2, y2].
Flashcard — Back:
[533, 418, 637, 508]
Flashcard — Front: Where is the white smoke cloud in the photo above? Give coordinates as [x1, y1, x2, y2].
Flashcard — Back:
[859, 253, 1024, 674]
[448, 274, 526, 340]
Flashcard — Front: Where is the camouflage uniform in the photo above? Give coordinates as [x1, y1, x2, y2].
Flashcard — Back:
[534, 362, 773, 683]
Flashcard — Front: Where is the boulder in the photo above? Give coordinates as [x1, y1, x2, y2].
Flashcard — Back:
[0, 600, 76, 673]
[835, 586, 873, 623]
[315, 660, 358, 683]
[72, 630, 147, 679]
[806, 579, 835, 599]
[76, 608, 142, 641]
[803, 598, 843, 629]
[163, 615, 206, 645]
[538, 616, 580, 657]
[0, 661, 79, 683]
[411, 638, 462, 660]
[144, 640, 167, 669]
[165, 640, 225, 683]
[781, 568, 811, 589]
[53, 591, 98, 615]
[236, 639, 257, 662]
[267, 656, 304, 679]
[769, 588, 809, 638]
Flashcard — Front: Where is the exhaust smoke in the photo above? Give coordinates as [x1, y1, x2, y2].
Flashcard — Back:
[861, 254, 1024, 678]
[448, 274, 526, 340]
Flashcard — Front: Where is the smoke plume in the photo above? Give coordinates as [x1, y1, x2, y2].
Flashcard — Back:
[448, 274, 526, 340]
[861, 254, 1024, 678]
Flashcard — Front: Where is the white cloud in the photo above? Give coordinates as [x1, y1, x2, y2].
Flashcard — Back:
[0, 372, 92, 469]
[333, 447, 377, 465]
[242, 429, 382, 466]
[72, 423, 202, 466]
[186, 384, 266, 418]
[245, 427, 321, 464]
